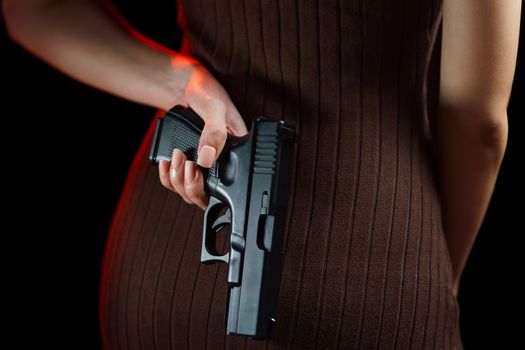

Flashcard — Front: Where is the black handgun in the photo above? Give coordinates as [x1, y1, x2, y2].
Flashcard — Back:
[149, 105, 298, 339]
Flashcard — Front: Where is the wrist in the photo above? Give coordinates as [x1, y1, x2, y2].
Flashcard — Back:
[135, 50, 199, 110]
[155, 53, 199, 110]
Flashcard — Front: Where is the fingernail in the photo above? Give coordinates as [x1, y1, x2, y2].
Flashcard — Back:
[174, 149, 185, 167]
[170, 153, 183, 179]
[185, 160, 196, 184]
[197, 145, 216, 168]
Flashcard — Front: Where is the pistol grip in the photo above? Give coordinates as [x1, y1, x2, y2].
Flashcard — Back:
[149, 105, 250, 193]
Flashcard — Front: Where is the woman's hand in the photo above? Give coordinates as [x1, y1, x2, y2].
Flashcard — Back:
[3, 1, 247, 210]
[158, 59, 248, 210]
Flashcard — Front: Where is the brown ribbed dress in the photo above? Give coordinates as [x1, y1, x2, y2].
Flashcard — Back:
[99, 0, 463, 349]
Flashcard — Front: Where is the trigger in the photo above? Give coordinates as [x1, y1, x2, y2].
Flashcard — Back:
[211, 208, 232, 232]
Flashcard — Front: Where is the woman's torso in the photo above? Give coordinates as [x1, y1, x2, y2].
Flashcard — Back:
[99, 0, 463, 348]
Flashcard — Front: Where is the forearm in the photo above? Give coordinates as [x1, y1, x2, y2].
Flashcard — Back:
[3, 0, 196, 110]
[436, 106, 508, 295]
[437, 0, 519, 296]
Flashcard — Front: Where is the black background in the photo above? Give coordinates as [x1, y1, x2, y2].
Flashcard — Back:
[2, 1, 523, 349]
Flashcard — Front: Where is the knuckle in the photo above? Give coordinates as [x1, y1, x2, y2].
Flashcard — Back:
[184, 181, 197, 197]
[169, 166, 183, 183]
[205, 127, 227, 145]
[185, 184, 203, 202]
[168, 167, 177, 181]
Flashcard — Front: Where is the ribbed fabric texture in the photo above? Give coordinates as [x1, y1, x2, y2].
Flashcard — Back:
[99, 0, 463, 349]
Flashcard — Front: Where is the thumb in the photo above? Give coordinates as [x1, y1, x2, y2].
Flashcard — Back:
[197, 116, 228, 168]
[225, 106, 248, 136]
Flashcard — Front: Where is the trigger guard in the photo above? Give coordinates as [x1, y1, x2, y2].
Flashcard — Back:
[201, 196, 230, 264]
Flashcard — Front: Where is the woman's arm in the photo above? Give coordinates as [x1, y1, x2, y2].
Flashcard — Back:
[3, 0, 248, 210]
[3, 0, 193, 110]
[438, 0, 521, 295]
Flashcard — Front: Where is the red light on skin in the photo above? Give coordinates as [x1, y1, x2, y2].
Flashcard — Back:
[100, 0, 197, 108]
